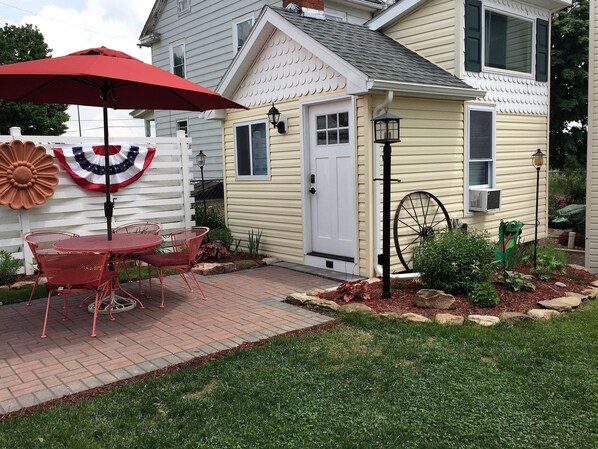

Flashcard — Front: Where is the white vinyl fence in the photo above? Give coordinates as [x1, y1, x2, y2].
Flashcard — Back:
[1, 128, 194, 274]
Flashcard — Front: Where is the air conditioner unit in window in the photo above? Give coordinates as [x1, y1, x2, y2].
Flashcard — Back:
[469, 188, 501, 212]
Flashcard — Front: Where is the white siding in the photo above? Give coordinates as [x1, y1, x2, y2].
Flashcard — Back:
[588, 0, 598, 271]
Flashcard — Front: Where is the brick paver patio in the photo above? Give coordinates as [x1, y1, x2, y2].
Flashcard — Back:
[0, 266, 336, 415]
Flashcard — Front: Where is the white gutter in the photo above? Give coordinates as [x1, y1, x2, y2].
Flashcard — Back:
[369, 80, 485, 100]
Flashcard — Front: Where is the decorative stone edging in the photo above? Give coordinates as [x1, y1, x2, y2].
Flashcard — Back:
[284, 281, 598, 327]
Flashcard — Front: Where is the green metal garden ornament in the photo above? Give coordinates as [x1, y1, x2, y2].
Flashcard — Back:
[495, 220, 524, 270]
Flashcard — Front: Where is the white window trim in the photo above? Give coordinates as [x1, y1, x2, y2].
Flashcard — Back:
[465, 103, 496, 214]
[177, 0, 190, 15]
[169, 41, 186, 79]
[232, 15, 254, 54]
[234, 119, 270, 180]
[482, 7, 536, 79]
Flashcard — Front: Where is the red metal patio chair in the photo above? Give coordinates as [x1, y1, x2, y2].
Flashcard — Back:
[112, 220, 163, 292]
[22, 230, 79, 306]
[140, 227, 209, 308]
[36, 252, 114, 338]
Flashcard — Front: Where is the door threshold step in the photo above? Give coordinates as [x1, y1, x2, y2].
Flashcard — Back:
[307, 252, 354, 263]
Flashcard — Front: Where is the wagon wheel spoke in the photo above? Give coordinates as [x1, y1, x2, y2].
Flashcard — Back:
[393, 191, 451, 272]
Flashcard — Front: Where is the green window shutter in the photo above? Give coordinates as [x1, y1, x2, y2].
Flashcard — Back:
[536, 18, 549, 82]
[465, 0, 482, 72]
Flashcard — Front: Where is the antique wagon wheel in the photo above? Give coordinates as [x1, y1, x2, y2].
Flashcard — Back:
[393, 191, 452, 272]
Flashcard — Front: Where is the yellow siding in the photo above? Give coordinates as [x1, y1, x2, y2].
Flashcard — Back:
[223, 92, 348, 263]
[356, 95, 374, 276]
[370, 96, 548, 274]
[383, 0, 457, 74]
[587, 0, 597, 271]
[466, 113, 548, 245]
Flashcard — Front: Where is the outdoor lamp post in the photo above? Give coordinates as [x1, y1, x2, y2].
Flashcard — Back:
[532, 149, 545, 269]
[372, 109, 401, 299]
[196, 150, 207, 220]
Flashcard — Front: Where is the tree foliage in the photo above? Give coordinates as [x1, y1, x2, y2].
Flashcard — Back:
[0, 24, 69, 135]
[549, 0, 588, 169]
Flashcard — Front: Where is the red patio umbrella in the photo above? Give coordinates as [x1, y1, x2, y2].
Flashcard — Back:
[0, 46, 246, 238]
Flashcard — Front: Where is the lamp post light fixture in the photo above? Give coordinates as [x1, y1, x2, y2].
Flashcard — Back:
[196, 150, 207, 220]
[372, 108, 401, 299]
[267, 103, 286, 134]
[532, 148, 545, 269]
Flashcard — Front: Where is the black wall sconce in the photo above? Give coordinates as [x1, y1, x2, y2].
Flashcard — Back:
[267, 103, 287, 134]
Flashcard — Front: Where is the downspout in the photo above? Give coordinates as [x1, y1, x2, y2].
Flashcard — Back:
[372, 91, 392, 278]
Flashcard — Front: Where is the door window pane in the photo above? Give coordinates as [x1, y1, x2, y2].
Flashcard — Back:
[315, 112, 349, 145]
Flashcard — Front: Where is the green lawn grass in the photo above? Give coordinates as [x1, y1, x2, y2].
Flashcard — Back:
[3, 305, 598, 448]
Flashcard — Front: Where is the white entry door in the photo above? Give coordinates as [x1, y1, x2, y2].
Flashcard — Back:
[307, 101, 355, 261]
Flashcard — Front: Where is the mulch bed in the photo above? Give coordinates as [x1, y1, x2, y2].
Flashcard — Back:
[319, 266, 598, 318]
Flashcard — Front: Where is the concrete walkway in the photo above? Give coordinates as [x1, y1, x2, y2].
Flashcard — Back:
[0, 266, 337, 415]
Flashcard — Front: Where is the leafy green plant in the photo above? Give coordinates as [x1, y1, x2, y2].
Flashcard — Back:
[548, 193, 567, 219]
[247, 229, 263, 256]
[501, 271, 535, 292]
[0, 250, 20, 285]
[233, 239, 242, 255]
[208, 227, 233, 249]
[413, 229, 495, 294]
[334, 280, 371, 303]
[194, 204, 225, 230]
[468, 281, 500, 308]
[533, 244, 567, 280]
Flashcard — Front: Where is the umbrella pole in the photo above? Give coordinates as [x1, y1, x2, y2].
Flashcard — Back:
[102, 98, 113, 240]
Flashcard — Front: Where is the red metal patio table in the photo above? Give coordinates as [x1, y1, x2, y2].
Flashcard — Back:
[53, 234, 163, 310]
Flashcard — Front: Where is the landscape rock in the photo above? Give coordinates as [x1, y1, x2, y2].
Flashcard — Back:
[0, 285, 8, 292]
[435, 313, 464, 325]
[262, 257, 281, 265]
[305, 298, 340, 312]
[527, 309, 561, 320]
[305, 288, 327, 296]
[499, 312, 531, 323]
[400, 313, 431, 323]
[415, 289, 456, 310]
[285, 293, 318, 306]
[568, 264, 588, 272]
[339, 303, 375, 314]
[379, 312, 401, 320]
[538, 296, 582, 312]
[467, 315, 500, 326]
[565, 291, 586, 300]
[365, 277, 381, 284]
[234, 260, 259, 270]
[555, 282, 567, 288]
[38, 276, 47, 286]
[581, 287, 598, 299]
[10, 280, 35, 290]
[192, 262, 236, 275]
[592, 280, 598, 288]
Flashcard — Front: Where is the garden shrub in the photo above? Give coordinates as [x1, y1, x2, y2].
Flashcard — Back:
[548, 194, 567, 220]
[0, 250, 20, 285]
[195, 204, 225, 230]
[500, 271, 535, 292]
[533, 243, 566, 280]
[413, 229, 495, 294]
[468, 281, 499, 308]
[207, 227, 233, 249]
[335, 280, 370, 303]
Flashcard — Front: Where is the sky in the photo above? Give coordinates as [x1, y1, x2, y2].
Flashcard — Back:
[0, 0, 155, 137]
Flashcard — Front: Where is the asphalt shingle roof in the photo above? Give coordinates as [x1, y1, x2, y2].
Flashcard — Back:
[273, 7, 473, 90]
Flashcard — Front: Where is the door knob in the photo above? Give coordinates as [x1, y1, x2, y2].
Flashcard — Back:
[309, 187, 316, 194]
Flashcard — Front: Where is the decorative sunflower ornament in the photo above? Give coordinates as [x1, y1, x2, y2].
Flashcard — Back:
[0, 140, 59, 209]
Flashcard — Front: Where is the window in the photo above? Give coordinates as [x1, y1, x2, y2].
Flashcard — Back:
[178, 0, 190, 14]
[170, 43, 186, 78]
[466, 105, 495, 190]
[484, 10, 533, 74]
[233, 17, 253, 53]
[176, 119, 188, 137]
[464, 0, 548, 81]
[234, 121, 269, 178]
[316, 112, 349, 145]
